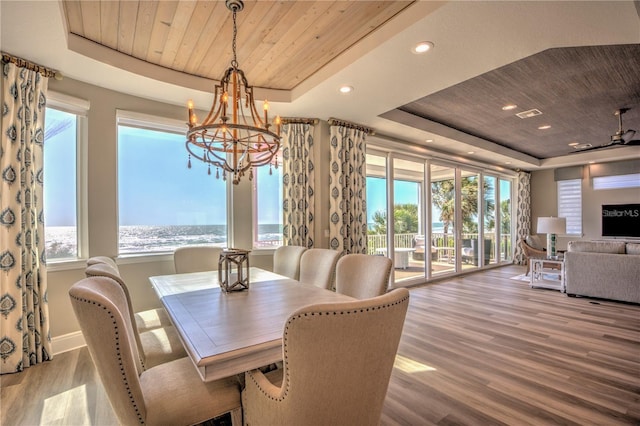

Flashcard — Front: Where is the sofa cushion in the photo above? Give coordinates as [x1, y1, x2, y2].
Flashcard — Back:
[525, 235, 545, 250]
[626, 243, 640, 255]
[567, 241, 626, 254]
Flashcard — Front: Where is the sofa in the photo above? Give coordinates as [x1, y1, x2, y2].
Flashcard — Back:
[565, 240, 640, 303]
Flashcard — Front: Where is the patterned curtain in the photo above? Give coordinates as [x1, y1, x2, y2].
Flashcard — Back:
[1, 57, 52, 374]
[282, 121, 315, 248]
[513, 171, 531, 265]
[328, 119, 369, 255]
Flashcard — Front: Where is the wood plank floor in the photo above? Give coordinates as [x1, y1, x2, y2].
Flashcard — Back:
[2, 265, 639, 425]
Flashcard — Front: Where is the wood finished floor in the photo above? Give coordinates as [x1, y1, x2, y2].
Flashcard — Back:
[2, 265, 638, 425]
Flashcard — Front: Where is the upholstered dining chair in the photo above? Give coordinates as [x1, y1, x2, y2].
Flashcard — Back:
[86, 255, 119, 271]
[84, 263, 186, 369]
[298, 248, 341, 290]
[242, 288, 410, 425]
[174, 245, 223, 273]
[273, 245, 307, 280]
[69, 276, 242, 426]
[335, 253, 392, 299]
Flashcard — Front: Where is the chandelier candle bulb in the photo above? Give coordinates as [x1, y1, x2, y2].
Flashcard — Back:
[264, 100, 269, 126]
[187, 100, 194, 125]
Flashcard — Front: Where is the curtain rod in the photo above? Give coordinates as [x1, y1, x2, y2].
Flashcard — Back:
[281, 117, 319, 125]
[1, 51, 63, 80]
[328, 117, 374, 135]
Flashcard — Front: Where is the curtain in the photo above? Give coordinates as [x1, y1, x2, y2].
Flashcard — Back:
[1, 58, 52, 373]
[513, 171, 531, 265]
[282, 122, 315, 248]
[328, 121, 368, 255]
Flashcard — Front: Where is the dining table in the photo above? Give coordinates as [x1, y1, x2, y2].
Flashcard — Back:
[149, 267, 354, 382]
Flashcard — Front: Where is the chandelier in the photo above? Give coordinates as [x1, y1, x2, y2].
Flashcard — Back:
[186, 0, 281, 185]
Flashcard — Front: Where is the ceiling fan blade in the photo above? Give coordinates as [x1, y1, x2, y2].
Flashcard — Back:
[621, 129, 636, 142]
[570, 142, 618, 154]
[626, 139, 640, 146]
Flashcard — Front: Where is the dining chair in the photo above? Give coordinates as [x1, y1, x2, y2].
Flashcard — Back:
[84, 263, 186, 369]
[86, 255, 118, 271]
[273, 245, 307, 280]
[335, 253, 392, 299]
[173, 245, 223, 273]
[242, 287, 410, 425]
[69, 276, 242, 426]
[298, 248, 341, 290]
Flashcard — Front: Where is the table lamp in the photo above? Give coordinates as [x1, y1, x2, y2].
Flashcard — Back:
[537, 217, 566, 257]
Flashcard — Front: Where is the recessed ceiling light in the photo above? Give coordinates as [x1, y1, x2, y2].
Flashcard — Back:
[505, 161, 512, 165]
[588, 161, 596, 164]
[467, 151, 475, 154]
[339, 85, 353, 94]
[412, 41, 434, 54]
[568, 142, 579, 146]
[502, 104, 517, 111]
[538, 125, 551, 130]
[425, 138, 434, 143]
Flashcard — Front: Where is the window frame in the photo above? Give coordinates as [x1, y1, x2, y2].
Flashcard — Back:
[116, 110, 231, 256]
[251, 150, 283, 250]
[557, 178, 582, 236]
[44, 91, 89, 269]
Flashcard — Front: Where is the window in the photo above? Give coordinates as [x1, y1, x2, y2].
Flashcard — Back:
[557, 179, 582, 235]
[117, 112, 227, 254]
[253, 156, 283, 248]
[593, 173, 640, 190]
[43, 93, 88, 261]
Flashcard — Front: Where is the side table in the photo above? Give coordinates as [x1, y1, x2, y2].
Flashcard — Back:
[530, 257, 565, 292]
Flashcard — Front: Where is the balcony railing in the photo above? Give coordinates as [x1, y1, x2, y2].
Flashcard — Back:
[366, 232, 512, 261]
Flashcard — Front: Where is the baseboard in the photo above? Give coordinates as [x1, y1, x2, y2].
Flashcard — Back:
[51, 331, 86, 355]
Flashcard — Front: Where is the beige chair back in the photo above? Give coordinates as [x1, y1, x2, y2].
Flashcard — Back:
[273, 245, 307, 280]
[86, 255, 119, 272]
[243, 288, 410, 425]
[298, 248, 341, 289]
[69, 276, 147, 424]
[335, 253, 392, 299]
[174, 246, 223, 273]
[84, 263, 146, 364]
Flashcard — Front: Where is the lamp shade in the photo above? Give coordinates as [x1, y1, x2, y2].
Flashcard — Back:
[537, 217, 566, 235]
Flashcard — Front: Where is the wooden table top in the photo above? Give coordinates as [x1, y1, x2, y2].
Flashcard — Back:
[149, 267, 353, 381]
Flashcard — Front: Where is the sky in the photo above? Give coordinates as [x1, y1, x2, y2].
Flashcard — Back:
[44, 111, 281, 226]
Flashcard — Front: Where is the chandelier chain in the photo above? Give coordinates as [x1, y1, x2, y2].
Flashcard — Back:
[231, 8, 238, 69]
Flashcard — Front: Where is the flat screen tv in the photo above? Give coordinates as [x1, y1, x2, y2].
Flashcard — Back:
[601, 204, 640, 238]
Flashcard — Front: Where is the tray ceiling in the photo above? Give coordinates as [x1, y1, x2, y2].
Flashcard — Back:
[383, 44, 640, 159]
[61, 0, 412, 91]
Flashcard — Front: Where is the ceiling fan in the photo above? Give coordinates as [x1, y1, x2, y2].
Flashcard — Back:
[572, 108, 640, 153]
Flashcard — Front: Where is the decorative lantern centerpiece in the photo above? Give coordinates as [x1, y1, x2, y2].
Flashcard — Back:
[218, 248, 251, 292]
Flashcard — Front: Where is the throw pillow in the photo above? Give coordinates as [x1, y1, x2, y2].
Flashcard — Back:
[525, 235, 545, 250]
[626, 243, 640, 255]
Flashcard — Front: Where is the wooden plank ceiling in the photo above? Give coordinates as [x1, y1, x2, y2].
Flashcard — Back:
[61, 0, 412, 90]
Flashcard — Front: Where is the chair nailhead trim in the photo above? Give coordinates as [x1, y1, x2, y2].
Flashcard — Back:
[250, 294, 410, 402]
[70, 294, 145, 424]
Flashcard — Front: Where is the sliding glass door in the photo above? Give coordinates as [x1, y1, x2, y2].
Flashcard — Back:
[366, 149, 515, 284]
[430, 164, 455, 275]
[392, 158, 425, 283]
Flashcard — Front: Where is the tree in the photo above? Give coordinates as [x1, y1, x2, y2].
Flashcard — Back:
[432, 176, 495, 235]
[369, 203, 419, 235]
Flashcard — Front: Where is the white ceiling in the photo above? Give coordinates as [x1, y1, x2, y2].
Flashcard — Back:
[2, 1, 639, 171]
